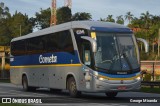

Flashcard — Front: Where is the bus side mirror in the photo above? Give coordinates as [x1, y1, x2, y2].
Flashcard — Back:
[137, 38, 149, 53]
[81, 36, 97, 53]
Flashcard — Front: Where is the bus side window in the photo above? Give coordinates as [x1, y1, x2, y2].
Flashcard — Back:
[84, 50, 91, 66]
[82, 43, 91, 66]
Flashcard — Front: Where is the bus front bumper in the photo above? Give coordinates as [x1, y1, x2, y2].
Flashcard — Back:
[91, 79, 141, 92]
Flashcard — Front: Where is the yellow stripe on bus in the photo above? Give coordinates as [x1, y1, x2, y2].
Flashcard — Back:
[98, 74, 141, 80]
[10, 64, 82, 68]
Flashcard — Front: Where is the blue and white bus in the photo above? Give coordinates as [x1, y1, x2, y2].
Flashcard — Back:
[10, 21, 148, 97]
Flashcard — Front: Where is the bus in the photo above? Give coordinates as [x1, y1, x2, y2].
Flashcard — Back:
[10, 21, 148, 97]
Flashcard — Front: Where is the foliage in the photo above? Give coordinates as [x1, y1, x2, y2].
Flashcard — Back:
[35, 8, 51, 29]
[56, 6, 72, 24]
[0, 2, 10, 19]
[116, 15, 124, 24]
[0, 2, 11, 45]
[140, 11, 152, 29]
[106, 15, 115, 22]
[143, 74, 152, 81]
[0, 2, 34, 45]
[72, 12, 92, 21]
[125, 11, 134, 24]
[9, 11, 33, 38]
[99, 15, 115, 23]
[141, 87, 160, 94]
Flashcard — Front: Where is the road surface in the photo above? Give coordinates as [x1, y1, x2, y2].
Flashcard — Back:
[0, 83, 160, 106]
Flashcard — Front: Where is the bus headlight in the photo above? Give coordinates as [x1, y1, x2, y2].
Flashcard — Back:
[136, 76, 141, 80]
[99, 77, 104, 81]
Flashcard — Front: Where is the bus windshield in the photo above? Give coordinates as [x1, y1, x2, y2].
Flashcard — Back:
[94, 32, 139, 74]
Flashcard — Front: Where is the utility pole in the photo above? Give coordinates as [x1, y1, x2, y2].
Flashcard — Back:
[20, 24, 21, 36]
[64, 0, 72, 9]
[50, 0, 57, 26]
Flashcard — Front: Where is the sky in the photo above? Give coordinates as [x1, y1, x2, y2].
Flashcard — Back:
[1, 0, 160, 23]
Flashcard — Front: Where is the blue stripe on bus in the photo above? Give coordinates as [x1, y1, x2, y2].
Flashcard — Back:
[98, 71, 140, 78]
[10, 51, 80, 66]
[91, 27, 133, 33]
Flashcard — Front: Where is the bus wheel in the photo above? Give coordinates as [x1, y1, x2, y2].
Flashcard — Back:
[22, 76, 29, 91]
[105, 92, 118, 98]
[22, 76, 36, 91]
[67, 77, 81, 97]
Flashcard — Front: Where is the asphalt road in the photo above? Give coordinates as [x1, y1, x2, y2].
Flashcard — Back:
[0, 83, 160, 106]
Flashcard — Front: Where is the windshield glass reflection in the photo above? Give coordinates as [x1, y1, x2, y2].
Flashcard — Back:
[94, 32, 139, 73]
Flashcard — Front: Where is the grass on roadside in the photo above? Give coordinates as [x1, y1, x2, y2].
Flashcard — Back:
[0, 79, 10, 83]
[140, 86, 160, 94]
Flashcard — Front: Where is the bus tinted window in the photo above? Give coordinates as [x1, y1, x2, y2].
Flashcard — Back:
[11, 40, 26, 56]
[60, 30, 74, 53]
[11, 30, 74, 56]
[27, 36, 46, 54]
[47, 30, 74, 54]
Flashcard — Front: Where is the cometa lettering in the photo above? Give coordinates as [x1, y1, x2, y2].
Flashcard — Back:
[39, 55, 57, 64]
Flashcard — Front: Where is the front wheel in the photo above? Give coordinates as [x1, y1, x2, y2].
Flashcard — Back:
[67, 77, 81, 97]
[105, 92, 118, 98]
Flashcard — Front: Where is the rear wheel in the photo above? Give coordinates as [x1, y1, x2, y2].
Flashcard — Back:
[67, 77, 81, 97]
[105, 92, 118, 98]
[22, 76, 36, 91]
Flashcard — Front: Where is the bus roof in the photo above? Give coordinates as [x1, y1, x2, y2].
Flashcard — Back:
[11, 21, 132, 42]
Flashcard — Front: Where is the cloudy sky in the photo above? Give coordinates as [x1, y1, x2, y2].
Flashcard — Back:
[1, 0, 160, 22]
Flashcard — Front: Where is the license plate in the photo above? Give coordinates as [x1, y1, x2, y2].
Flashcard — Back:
[118, 86, 126, 90]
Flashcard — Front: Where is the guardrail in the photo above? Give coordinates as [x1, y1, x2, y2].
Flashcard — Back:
[141, 81, 160, 88]
[141, 61, 160, 81]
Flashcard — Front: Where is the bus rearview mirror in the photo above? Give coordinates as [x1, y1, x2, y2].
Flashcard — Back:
[81, 36, 97, 53]
[137, 38, 149, 53]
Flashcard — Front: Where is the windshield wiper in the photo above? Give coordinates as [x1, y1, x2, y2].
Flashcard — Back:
[122, 53, 133, 71]
[101, 60, 112, 64]
[95, 66, 109, 71]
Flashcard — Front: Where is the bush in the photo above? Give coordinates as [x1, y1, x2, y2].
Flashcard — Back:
[143, 74, 152, 81]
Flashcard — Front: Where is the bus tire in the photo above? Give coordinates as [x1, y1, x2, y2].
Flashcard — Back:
[67, 77, 81, 97]
[22, 76, 36, 91]
[22, 76, 29, 91]
[105, 92, 118, 98]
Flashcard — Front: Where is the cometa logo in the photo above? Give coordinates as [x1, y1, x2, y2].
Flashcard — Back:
[39, 54, 57, 64]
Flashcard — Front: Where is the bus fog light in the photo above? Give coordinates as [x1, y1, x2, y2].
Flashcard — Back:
[85, 69, 89, 72]
[85, 75, 91, 81]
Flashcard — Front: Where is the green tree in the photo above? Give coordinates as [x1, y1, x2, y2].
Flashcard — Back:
[0, 2, 10, 19]
[0, 2, 11, 45]
[106, 15, 115, 22]
[116, 15, 124, 24]
[72, 12, 92, 21]
[140, 11, 152, 29]
[131, 17, 145, 28]
[35, 8, 51, 29]
[56, 6, 72, 24]
[151, 15, 160, 25]
[9, 11, 33, 38]
[99, 18, 106, 21]
[125, 11, 134, 24]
